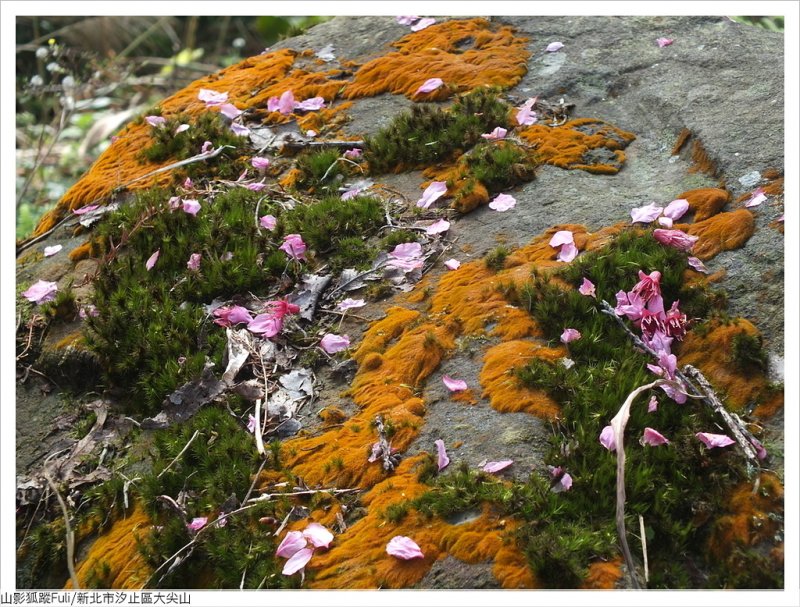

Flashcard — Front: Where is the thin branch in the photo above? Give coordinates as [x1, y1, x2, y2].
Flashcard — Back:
[43, 456, 80, 589]
[157, 430, 199, 479]
[247, 487, 361, 504]
[639, 515, 649, 584]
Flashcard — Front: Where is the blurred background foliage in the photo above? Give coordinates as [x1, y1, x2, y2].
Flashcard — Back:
[15, 16, 329, 239]
[14, 15, 784, 239]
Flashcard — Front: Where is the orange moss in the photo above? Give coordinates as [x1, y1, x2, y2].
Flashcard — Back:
[352, 306, 421, 364]
[296, 101, 353, 135]
[681, 209, 755, 260]
[708, 472, 783, 560]
[753, 389, 784, 419]
[678, 187, 730, 222]
[451, 389, 478, 405]
[671, 127, 692, 155]
[68, 241, 92, 263]
[688, 138, 718, 178]
[344, 19, 529, 101]
[318, 406, 348, 424]
[581, 558, 623, 589]
[67, 507, 152, 589]
[516, 118, 635, 174]
[54, 331, 83, 350]
[492, 528, 537, 588]
[480, 340, 563, 419]
[677, 319, 768, 411]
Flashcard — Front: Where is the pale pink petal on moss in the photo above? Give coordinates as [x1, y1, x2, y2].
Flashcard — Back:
[343, 148, 362, 160]
[198, 88, 228, 105]
[187, 517, 207, 531]
[630, 202, 663, 224]
[182, 199, 201, 216]
[560, 328, 581, 343]
[657, 216, 674, 228]
[303, 523, 333, 549]
[227, 306, 254, 325]
[482, 460, 514, 474]
[390, 242, 423, 260]
[278, 90, 296, 115]
[218, 103, 242, 119]
[246, 181, 268, 191]
[230, 122, 250, 136]
[696, 432, 735, 449]
[187, 253, 201, 271]
[516, 99, 537, 125]
[337, 298, 366, 311]
[599, 425, 616, 451]
[252, 156, 270, 170]
[397, 16, 420, 25]
[175, 123, 190, 134]
[417, 181, 448, 208]
[295, 96, 326, 111]
[282, 547, 314, 575]
[481, 127, 508, 140]
[247, 414, 256, 434]
[546, 41, 564, 52]
[557, 242, 579, 263]
[642, 427, 670, 446]
[410, 17, 436, 31]
[320, 333, 350, 354]
[578, 277, 596, 298]
[386, 536, 425, 559]
[489, 193, 516, 212]
[559, 473, 573, 491]
[687, 256, 709, 273]
[426, 219, 451, 235]
[145, 249, 160, 271]
[657, 37, 674, 48]
[549, 230, 574, 247]
[434, 439, 450, 471]
[276, 531, 307, 557]
[43, 245, 62, 257]
[200, 141, 213, 154]
[653, 228, 699, 252]
[663, 198, 690, 221]
[145, 115, 166, 127]
[22, 280, 58, 304]
[73, 204, 100, 215]
[444, 258, 461, 270]
[416, 78, 444, 94]
[744, 187, 767, 208]
[647, 395, 658, 413]
[442, 375, 468, 392]
[260, 215, 277, 231]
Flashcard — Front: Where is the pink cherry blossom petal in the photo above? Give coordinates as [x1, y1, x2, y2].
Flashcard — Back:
[43, 245, 62, 257]
[481, 127, 508, 140]
[247, 414, 257, 434]
[744, 187, 767, 208]
[434, 439, 450, 472]
[695, 432, 735, 449]
[488, 193, 516, 212]
[482, 460, 514, 474]
[252, 156, 270, 170]
[145, 116, 166, 127]
[200, 141, 214, 154]
[182, 199, 201, 216]
[230, 122, 250, 136]
[22, 280, 58, 304]
[397, 16, 420, 26]
[546, 41, 564, 52]
[175, 123, 190, 134]
[198, 88, 228, 106]
[386, 536, 425, 560]
[657, 37, 674, 48]
[425, 219, 450, 235]
[560, 328, 581, 344]
[410, 17, 436, 31]
[750, 437, 768, 460]
[145, 249, 160, 271]
[416, 78, 444, 94]
[630, 202, 663, 224]
[72, 204, 100, 215]
[282, 547, 314, 575]
[515, 98, 538, 126]
[343, 148, 363, 160]
[303, 523, 333, 549]
[247, 314, 283, 337]
[642, 427, 670, 446]
[337, 298, 366, 311]
[295, 96, 326, 111]
[549, 230, 574, 247]
[663, 198, 690, 221]
[187, 517, 207, 531]
[218, 103, 242, 119]
[390, 242, 423, 260]
[647, 395, 658, 413]
[558, 472, 573, 491]
[556, 241, 579, 263]
[417, 181, 448, 209]
[187, 253, 201, 271]
[687, 256, 709, 273]
[246, 181, 268, 191]
[442, 375, 468, 392]
[320, 333, 350, 354]
[653, 228, 699, 252]
[444, 258, 461, 270]
[260, 215, 277, 231]
[657, 216, 674, 228]
[599, 425, 616, 452]
[279, 234, 307, 261]
[578, 277, 596, 298]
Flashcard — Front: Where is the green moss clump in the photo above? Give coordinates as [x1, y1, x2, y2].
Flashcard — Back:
[364, 87, 511, 173]
[40, 284, 78, 323]
[381, 229, 420, 250]
[484, 245, 510, 271]
[729, 332, 768, 373]
[464, 141, 533, 191]
[294, 148, 347, 193]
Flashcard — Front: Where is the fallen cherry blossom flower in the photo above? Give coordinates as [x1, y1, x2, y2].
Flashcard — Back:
[230, 122, 250, 136]
[275, 531, 307, 558]
[187, 517, 207, 531]
[656, 37, 674, 48]
[630, 202, 663, 224]
[489, 193, 516, 212]
[653, 228, 698, 252]
[145, 249, 160, 271]
[426, 219, 450, 235]
[200, 141, 214, 154]
[411, 17, 436, 31]
[219, 103, 242, 119]
[642, 427, 670, 446]
[320, 333, 350, 354]
[599, 425, 616, 451]
[260, 215, 277, 230]
[22, 280, 58, 304]
[434, 439, 450, 471]
[198, 88, 228, 106]
[73, 204, 100, 215]
[282, 547, 314, 575]
[145, 115, 166, 128]
[417, 181, 448, 208]
[744, 187, 767, 208]
[182, 199, 201, 216]
[444, 258, 461, 270]
[252, 156, 270, 170]
[416, 77, 444, 94]
[187, 253, 201, 271]
[663, 198, 689, 221]
[43, 245, 62, 257]
[482, 460, 514, 474]
[687, 256, 708, 273]
[213, 305, 254, 327]
[632, 270, 662, 304]
[396, 16, 419, 25]
[268, 90, 296, 115]
[183, 177, 194, 189]
[280, 234, 307, 261]
[549, 229, 578, 262]
[696, 432, 735, 449]
[343, 148, 362, 160]
[337, 298, 366, 311]
[560, 328, 581, 343]
[248, 314, 283, 337]
[386, 536, 425, 560]
[549, 230, 574, 248]
[295, 96, 326, 111]
[442, 375, 468, 392]
[175, 123, 190, 134]
[578, 277, 596, 297]
[79, 304, 99, 319]
[516, 97, 538, 126]
[647, 395, 658, 413]
[546, 41, 564, 52]
[303, 523, 334, 549]
[481, 126, 507, 140]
